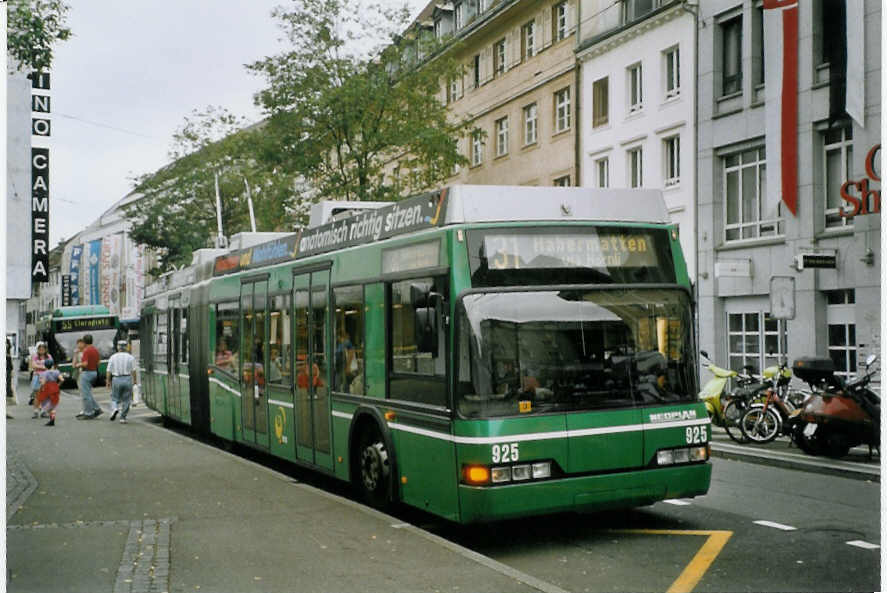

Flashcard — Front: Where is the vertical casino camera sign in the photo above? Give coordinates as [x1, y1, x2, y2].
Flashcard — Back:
[31, 71, 52, 283]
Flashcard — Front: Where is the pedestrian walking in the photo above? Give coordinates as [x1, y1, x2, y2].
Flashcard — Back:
[106, 340, 136, 424]
[28, 342, 52, 405]
[32, 358, 61, 426]
[77, 334, 103, 419]
[6, 338, 15, 419]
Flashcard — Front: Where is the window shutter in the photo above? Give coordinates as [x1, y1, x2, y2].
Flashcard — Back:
[541, 6, 553, 50]
[567, 0, 576, 35]
[482, 45, 493, 84]
[508, 27, 520, 69]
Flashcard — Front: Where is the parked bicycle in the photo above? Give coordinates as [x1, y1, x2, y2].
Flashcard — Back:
[738, 361, 801, 444]
[698, 351, 769, 443]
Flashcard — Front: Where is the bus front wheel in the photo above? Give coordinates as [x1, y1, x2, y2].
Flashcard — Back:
[353, 426, 391, 509]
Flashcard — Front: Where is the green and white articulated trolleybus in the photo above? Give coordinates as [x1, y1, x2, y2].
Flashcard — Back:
[36, 305, 125, 386]
[139, 186, 711, 523]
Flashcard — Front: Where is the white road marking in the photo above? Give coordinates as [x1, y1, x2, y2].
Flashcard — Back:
[846, 540, 880, 550]
[663, 499, 692, 506]
[753, 520, 797, 531]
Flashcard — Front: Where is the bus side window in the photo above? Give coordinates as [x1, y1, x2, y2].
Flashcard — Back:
[389, 276, 447, 407]
[214, 301, 239, 373]
[333, 285, 364, 395]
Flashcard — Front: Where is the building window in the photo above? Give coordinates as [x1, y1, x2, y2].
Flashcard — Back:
[819, 0, 844, 68]
[473, 54, 480, 88]
[752, 4, 764, 88]
[471, 132, 483, 166]
[592, 77, 609, 127]
[523, 103, 537, 145]
[727, 312, 787, 375]
[627, 62, 643, 113]
[495, 116, 509, 157]
[595, 157, 609, 188]
[628, 146, 643, 188]
[553, 175, 571, 187]
[823, 125, 854, 229]
[826, 289, 857, 383]
[723, 147, 782, 241]
[479, 0, 490, 12]
[664, 46, 680, 98]
[455, 2, 463, 29]
[553, 2, 568, 41]
[554, 87, 571, 133]
[522, 20, 536, 60]
[721, 15, 742, 95]
[493, 38, 506, 77]
[447, 76, 459, 104]
[622, 0, 656, 23]
[664, 135, 680, 187]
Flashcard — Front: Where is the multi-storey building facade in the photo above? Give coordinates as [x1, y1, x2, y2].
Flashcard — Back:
[425, 0, 579, 187]
[696, 0, 881, 382]
[576, 0, 697, 274]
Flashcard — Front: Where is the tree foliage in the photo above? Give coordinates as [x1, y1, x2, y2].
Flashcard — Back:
[247, 0, 470, 201]
[124, 106, 310, 273]
[7, 0, 72, 73]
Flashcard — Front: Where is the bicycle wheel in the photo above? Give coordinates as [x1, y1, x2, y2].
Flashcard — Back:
[722, 399, 750, 443]
[740, 405, 781, 443]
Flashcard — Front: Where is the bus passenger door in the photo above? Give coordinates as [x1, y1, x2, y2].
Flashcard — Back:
[292, 269, 333, 470]
[169, 298, 181, 420]
[240, 280, 270, 448]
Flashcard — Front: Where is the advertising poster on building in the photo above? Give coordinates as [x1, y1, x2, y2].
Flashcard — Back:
[122, 242, 145, 320]
[101, 237, 112, 306]
[87, 239, 102, 305]
[69, 244, 82, 305]
[106, 234, 123, 315]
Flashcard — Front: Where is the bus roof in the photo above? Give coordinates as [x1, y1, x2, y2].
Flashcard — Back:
[211, 186, 673, 276]
[51, 305, 112, 318]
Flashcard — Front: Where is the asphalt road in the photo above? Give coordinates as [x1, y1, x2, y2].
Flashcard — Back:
[417, 456, 881, 593]
[6, 378, 882, 593]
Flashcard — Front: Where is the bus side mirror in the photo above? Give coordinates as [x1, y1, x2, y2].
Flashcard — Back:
[415, 307, 438, 357]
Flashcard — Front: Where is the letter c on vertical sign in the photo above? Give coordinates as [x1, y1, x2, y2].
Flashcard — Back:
[865, 144, 881, 182]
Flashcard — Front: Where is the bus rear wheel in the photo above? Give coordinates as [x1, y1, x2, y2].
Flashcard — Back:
[353, 426, 391, 509]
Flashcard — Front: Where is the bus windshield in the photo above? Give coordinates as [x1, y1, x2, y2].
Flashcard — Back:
[50, 329, 119, 363]
[456, 288, 696, 418]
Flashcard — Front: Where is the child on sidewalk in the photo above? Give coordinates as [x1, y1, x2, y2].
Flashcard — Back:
[32, 359, 62, 427]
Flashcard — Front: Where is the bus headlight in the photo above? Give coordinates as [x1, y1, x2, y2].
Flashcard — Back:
[656, 446, 709, 466]
[657, 450, 675, 465]
[531, 462, 551, 479]
[511, 464, 531, 481]
[491, 467, 511, 483]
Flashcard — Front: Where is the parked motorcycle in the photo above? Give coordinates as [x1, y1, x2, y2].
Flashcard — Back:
[698, 351, 767, 443]
[790, 354, 880, 459]
[738, 362, 798, 444]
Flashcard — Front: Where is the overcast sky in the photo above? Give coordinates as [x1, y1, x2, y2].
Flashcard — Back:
[46, 0, 428, 247]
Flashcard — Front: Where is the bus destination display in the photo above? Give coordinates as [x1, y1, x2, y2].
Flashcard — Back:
[483, 230, 661, 270]
[56, 316, 117, 332]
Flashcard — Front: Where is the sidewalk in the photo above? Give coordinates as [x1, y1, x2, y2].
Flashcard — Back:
[5, 378, 547, 593]
[709, 425, 880, 482]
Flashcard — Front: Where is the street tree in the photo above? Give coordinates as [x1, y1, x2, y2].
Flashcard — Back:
[7, 0, 72, 73]
[247, 0, 470, 202]
[125, 106, 309, 273]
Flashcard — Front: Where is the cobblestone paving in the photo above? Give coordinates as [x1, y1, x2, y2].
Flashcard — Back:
[114, 518, 174, 593]
[6, 450, 38, 521]
[6, 448, 173, 593]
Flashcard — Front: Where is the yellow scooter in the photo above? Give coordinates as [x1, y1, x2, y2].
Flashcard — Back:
[698, 351, 766, 443]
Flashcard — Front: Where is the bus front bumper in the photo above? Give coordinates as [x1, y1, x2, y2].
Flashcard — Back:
[456, 462, 712, 523]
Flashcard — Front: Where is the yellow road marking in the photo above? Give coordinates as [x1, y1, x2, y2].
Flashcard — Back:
[609, 529, 733, 593]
